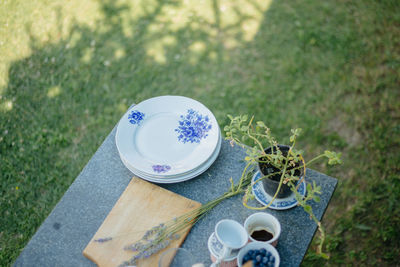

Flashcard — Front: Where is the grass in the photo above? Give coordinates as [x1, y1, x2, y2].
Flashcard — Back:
[1, 0, 399, 265]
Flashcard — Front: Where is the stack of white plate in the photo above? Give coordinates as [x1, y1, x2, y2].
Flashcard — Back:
[115, 96, 222, 183]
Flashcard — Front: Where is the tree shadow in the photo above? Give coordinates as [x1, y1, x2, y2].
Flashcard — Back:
[1, 0, 279, 264]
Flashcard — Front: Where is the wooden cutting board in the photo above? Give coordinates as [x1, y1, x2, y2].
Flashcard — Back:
[83, 177, 202, 267]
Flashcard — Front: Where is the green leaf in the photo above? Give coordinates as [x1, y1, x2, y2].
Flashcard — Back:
[320, 253, 330, 260]
[292, 128, 302, 136]
[314, 196, 320, 203]
[256, 121, 266, 127]
[304, 204, 312, 213]
[307, 183, 312, 192]
[313, 181, 321, 194]
[324, 150, 343, 165]
[290, 128, 302, 142]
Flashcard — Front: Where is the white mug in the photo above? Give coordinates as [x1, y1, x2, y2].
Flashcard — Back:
[244, 212, 281, 246]
[212, 219, 248, 266]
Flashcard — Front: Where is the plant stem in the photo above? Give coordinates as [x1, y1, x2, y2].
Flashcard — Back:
[246, 116, 265, 153]
[304, 154, 326, 167]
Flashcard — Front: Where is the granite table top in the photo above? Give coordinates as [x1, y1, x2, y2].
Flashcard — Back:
[14, 123, 337, 267]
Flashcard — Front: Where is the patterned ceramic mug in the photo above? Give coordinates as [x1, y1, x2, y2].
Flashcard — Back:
[210, 219, 248, 267]
[208, 231, 239, 267]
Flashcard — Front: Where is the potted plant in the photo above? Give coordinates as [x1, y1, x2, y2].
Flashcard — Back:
[258, 144, 301, 199]
[224, 114, 342, 258]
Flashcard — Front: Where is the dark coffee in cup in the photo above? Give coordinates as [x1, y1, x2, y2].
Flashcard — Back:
[250, 228, 274, 242]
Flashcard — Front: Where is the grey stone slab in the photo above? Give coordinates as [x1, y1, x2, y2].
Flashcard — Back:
[14, 124, 337, 267]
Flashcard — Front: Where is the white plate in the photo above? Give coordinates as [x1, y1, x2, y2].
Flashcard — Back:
[116, 96, 219, 176]
[121, 134, 222, 183]
[122, 126, 221, 179]
[251, 171, 307, 210]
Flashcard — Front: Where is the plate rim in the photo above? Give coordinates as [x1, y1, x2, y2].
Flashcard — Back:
[121, 134, 222, 183]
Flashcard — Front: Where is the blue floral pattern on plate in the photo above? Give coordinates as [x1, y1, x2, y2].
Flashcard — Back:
[152, 165, 171, 173]
[175, 109, 212, 144]
[252, 171, 306, 210]
[128, 110, 145, 125]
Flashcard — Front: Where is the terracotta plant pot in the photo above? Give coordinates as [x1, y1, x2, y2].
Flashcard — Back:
[258, 145, 302, 199]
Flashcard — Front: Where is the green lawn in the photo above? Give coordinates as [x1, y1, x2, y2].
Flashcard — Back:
[1, 0, 399, 265]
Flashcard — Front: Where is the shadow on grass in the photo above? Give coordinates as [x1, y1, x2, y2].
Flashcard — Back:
[1, 0, 399, 266]
[0, 0, 281, 264]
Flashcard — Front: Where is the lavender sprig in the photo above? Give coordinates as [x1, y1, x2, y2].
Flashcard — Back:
[94, 237, 112, 243]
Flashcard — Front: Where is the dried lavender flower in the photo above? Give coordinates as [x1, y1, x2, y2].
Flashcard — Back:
[94, 237, 112, 243]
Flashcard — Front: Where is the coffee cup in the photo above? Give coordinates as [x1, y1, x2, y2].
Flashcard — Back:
[244, 212, 281, 246]
[211, 219, 248, 267]
[208, 232, 239, 267]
